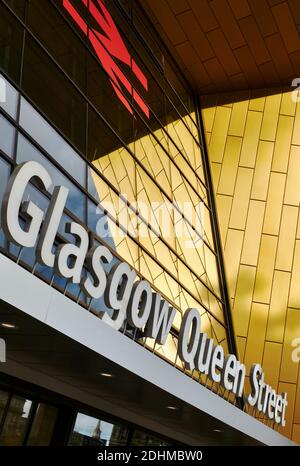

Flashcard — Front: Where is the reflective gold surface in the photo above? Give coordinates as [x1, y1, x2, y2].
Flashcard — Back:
[203, 90, 300, 443]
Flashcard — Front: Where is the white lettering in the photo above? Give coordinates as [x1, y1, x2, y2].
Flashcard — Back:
[1, 161, 52, 247]
[127, 280, 152, 329]
[55, 222, 89, 283]
[178, 308, 201, 371]
[103, 262, 136, 330]
[81, 244, 113, 299]
[36, 186, 68, 267]
[144, 293, 176, 345]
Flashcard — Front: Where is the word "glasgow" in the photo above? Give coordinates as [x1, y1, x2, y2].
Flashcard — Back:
[1, 161, 176, 341]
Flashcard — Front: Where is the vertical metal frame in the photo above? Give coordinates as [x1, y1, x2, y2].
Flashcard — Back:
[195, 96, 239, 360]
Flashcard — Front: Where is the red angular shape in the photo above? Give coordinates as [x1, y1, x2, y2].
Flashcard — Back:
[63, 0, 149, 118]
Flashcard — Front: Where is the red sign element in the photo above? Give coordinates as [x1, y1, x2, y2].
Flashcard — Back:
[63, 0, 149, 118]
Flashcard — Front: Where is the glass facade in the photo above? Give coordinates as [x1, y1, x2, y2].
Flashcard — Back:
[0, 0, 236, 399]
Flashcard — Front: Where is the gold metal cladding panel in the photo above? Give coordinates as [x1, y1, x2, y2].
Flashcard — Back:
[289, 240, 300, 308]
[215, 194, 232, 246]
[292, 99, 300, 145]
[280, 308, 300, 384]
[266, 271, 290, 343]
[207, 106, 232, 163]
[248, 96, 265, 112]
[229, 167, 253, 230]
[251, 141, 273, 201]
[243, 302, 268, 369]
[284, 145, 300, 205]
[272, 115, 294, 173]
[262, 342, 282, 389]
[241, 200, 266, 267]
[239, 111, 263, 168]
[295, 379, 300, 424]
[275, 205, 298, 272]
[292, 424, 300, 444]
[296, 214, 300, 239]
[228, 100, 249, 137]
[263, 172, 286, 235]
[224, 228, 244, 297]
[260, 94, 282, 142]
[202, 89, 300, 441]
[280, 92, 296, 117]
[232, 265, 256, 337]
[202, 107, 216, 133]
[218, 136, 242, 196]
[210, 161, 221, 190]
[278, 383, 296, 438]
[236, 336, 246, 362]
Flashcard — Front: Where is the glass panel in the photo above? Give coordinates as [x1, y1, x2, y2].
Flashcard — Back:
[130, 430, 171, 446]
[0, 390, 9, 424]
[87, 106, 126, 163]
[116, 0, 132, 17]
[87, 198, 117, 251]
[90, 132, 136, 208]
[0, 73, 18, 118]
[0, 3, 23, 84]
[56, 0, 88, 42]
[27, 0, 87, 92]
[69, 413, 129, 446]
[0, 395, 33, 446]
[3, 0, 26, 19]
[0, 5, 23, 82]
[19, 98, 86, 187]
[164, 59, 194, 119]
[0, 114, 15, 157]
[87, 53, 134, 143]
[16, 134, 85, 221]
[22, 34, 86, 154]
[27, 403, 57, 446]
[0, 157, 11, 247]
[132, 7, 164, 68]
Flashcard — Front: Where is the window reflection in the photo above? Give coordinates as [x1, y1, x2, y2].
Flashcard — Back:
[27, 403, 57, 446]
[69, 413, 129, 446]
[0, 73, 18, 119]
[87, 106, 124, 162]
[19, 97, 86, 187]
[16, 133, 85, 221]
[0, 395, 33, 446]
[0, 114, 15, 157]
[22, 34, 86, 154]
[87, 198, 115, 250]
[0, 158, 11, 247]
[87, 54, 134, 143]
[3, 0, 26, 19]
[27, 0, 87, 92]
[0, 4, 23, 84]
